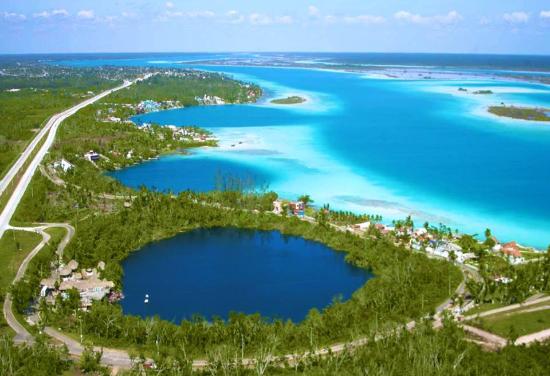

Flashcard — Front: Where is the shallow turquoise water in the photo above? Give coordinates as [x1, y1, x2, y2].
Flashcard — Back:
[62, 55, 550, 248]
[121, 227, 371, 322]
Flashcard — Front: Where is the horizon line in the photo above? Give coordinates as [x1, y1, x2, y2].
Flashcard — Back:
[2, 51, 550, 57]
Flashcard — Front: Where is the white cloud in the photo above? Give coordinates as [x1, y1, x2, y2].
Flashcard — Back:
[2, 11, 26, 21]
[308, 5, 320, 17]
[121, 11, 137, 19]
[77, 10, 95, 19]
[343, 14, 386, 25]
[186, 11, 215, 18]
[394, 10, 462, 25]
[32, 9, 69, 19]
[276, 15, 293, 25]
[52, 9, 69, 17]
[247, 13, 293, 25]
[324, 15, 337, 24]
[226, 10, 245, 24]
[540, 10, 550, 19]
[33, 11, 50, 19]
[165, 2, 174, 9]
[249, 13, 272, 25]
[503, 12, 529, 24]
[479, 16, 490, 26]
[156, 9, 215, 22]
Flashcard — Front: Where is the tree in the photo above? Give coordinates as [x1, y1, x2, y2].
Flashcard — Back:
[298, 194, 313, 208]
[79, 345, 107, 375]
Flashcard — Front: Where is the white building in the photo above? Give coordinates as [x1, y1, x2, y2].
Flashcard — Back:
[84, 150, 100, 162]
[52, 158, 74, 172]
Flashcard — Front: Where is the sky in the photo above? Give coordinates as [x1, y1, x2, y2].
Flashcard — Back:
[1, 0, 549, 54]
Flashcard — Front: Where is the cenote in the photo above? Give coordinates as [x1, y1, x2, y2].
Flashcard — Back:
[121, 227, 371, 322]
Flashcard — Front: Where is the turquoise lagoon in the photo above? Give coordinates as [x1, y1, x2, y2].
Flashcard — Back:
[95, 61, 550, 248]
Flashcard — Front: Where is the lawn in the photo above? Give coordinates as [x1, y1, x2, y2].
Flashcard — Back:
[0, 229, 43, 335]
[478, 308, 550, 338]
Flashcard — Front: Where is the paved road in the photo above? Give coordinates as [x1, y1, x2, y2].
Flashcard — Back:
[0, 76, 148, 240]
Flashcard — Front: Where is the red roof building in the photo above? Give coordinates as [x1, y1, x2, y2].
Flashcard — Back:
[502, 241, 521, 258]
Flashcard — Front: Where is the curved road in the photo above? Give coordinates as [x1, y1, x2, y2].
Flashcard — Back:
[3, 223, 74, 344]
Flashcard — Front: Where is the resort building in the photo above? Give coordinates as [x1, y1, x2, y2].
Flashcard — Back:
[40, 260, 116, 310]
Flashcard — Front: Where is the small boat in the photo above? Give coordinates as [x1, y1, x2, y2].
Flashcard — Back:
[144, 298, 149, 304]
[145, 294, 149, 298]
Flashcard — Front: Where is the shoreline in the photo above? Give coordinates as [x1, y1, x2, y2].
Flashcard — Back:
[116, 68, 550, 250]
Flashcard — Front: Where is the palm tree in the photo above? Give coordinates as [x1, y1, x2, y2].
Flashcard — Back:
[298, 194, 313, 208]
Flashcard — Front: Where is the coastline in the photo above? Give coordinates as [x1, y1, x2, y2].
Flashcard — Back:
[120, 66, 550, 249]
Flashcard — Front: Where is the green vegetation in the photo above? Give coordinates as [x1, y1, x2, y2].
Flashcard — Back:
[477, 308, 550, 339]
[467, 249, 550, 305]
[115, 321, 550, 376]
[0, 335, 70, 375]
[473, 90, 493, 95]
[13, 177, 461, 358]
[0, 63, 138, 178]
[465, 302, 507, 316]
[10, 229, 64, 315]
[488, 105, 550, 121]
[109, 71, 261, 107]
[0, 230, 42, 335]
[271, 95, 306, 104]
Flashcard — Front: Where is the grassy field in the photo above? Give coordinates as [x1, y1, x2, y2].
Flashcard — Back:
[477, 307, 550, 338]
[0, 229, 43, 336]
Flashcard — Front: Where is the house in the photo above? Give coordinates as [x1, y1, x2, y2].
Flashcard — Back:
[353, 221, 371, 231]
[52, 158, 74, 172]
[501, 242, 525, 264]
[288, 201, 305, 216]
[273, 200, 284, 215]
[375, 224, 391, 235]
[137, 100, 161, 113]
[502, 241, 521, 258]
[84, 150, 100, 162]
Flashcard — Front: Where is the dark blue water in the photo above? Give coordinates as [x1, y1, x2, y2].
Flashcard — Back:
[121, 227, 371, 322]
[108, 154, 273, 192]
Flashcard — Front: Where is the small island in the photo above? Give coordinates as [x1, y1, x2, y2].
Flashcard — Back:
[271, 95, 307, 104]
[488, 105, 550, 122]
[473, 90, 493, 95]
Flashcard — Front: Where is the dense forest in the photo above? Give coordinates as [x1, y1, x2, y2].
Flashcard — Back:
[108, 71, 261, 106]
